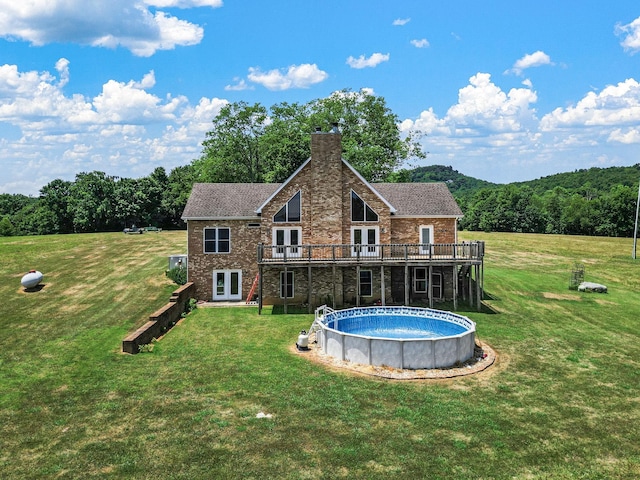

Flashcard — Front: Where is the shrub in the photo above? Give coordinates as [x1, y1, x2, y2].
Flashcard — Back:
[165, 266, 187, 285]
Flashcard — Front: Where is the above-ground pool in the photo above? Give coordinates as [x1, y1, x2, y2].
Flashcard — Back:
[313, 306, 476, 369]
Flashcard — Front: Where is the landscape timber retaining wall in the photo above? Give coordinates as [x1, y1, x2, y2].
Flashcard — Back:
[122, 282, 195, 354]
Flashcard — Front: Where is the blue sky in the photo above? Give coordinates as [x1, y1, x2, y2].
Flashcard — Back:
[1, 0, 639, 195]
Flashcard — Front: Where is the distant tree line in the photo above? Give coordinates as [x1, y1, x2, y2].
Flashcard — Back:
[457, 183, 638, 237]
[1, 89, 638, 238]
[0, 166, 195, 236]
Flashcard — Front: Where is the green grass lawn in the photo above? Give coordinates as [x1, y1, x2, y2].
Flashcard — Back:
[1, 231, 639, 479]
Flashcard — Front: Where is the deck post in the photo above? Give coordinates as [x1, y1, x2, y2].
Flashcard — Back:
[469, 265, 473, 308]
[356, 265, 360, 307]
[428, 265, 433, 309]
[453, 265, 458, 311]
[258, 264, 263, 315]
[284, 266, 288, 315]
[332, 264, 337, 309]
[476, 263, 482, 312]
[404, 263, 409, 306]
[307, 264, 312, 314]
[380, 265, 386, 306]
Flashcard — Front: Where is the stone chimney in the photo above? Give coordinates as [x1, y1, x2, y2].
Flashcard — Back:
[308, 124, 343, 244]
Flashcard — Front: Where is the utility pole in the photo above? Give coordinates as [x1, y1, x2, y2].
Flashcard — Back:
[634, 179, 640, 259]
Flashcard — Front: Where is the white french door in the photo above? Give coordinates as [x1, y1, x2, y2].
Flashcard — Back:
[213, 270, 242, 300]
[273, 228, 302, 258]
[351, 227, 379, 257]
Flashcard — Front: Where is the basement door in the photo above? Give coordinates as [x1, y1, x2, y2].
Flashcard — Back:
[213, 270, 242, 301]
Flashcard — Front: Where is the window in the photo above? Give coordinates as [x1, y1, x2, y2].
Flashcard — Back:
[204, 227, 230, 253]
[359, 270, 373, 297]
[419, 225, 434, 255]
[280, 271, 294, 298]
[274, 191, 301, 222]
[351, 226, 379, 256]
[273, 227, 302, 258]
[351, 190, 378, 222]
[413, 268, 442, 298]
[414, 268, 427, 293]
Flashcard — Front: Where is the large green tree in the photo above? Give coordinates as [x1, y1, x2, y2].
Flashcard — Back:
[194, 90, 426, 184]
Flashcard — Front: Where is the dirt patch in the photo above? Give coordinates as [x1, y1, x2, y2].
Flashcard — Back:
[291, 337, 497, 381]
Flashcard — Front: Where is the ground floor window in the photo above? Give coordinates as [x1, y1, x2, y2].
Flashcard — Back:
[413, 268, 442, 298]
[280, 271, 294, 298]
[213, 269, 242, 301]
[359, 270, 373, 297]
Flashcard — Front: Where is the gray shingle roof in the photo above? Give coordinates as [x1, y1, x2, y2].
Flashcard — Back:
[182, 183, 280, 219]
[372, 182, 463, 217]
[182, 181, 462, 219]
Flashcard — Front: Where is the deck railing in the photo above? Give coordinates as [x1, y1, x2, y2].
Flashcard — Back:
[257, 241, 484, 264]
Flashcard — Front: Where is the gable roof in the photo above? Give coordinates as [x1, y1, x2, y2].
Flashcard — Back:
[182, 181, 462, 220]
[255, 156, 397, 214]
[182, 183, 279, 220]
[372, 183, 463, 217]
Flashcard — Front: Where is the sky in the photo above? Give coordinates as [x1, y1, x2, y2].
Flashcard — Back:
[0, 1, 639, 195]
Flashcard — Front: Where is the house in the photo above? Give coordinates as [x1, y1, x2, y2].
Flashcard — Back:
[181, 126, 485, 313]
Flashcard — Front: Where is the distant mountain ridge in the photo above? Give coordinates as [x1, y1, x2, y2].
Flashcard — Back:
[410, 164, 640, 196]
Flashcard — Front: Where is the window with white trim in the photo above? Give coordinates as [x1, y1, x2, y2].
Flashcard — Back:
[413, 268, 442, 298]
[351, 190, 378, 222]
[204, 227, 230, 253]
[280, 271, 294, 298]
[359, 270, 373, 297]
[414, 267, 428, 293]
[273, 227, 302, 258]
[274, 191, 301, 223]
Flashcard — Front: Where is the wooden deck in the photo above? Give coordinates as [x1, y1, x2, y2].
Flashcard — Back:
[257, 241, 485, 266]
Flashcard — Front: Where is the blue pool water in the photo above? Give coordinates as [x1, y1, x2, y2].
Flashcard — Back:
[327, 314, 467, 339]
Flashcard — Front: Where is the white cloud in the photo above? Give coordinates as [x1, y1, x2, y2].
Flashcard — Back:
[0, 0, 214, 56]
[410, 39, 430, 48]
[507, 50, 553, 75]
[445, 73, 539, 134]
[616, 16, 640, 54]
[0, 60, 228, 194]
[247, 64, 328, 91]
[608, 127, 640, 144]
[400, 73, 640, 183]
[393, 18, 410, 26]
[224, 78, 253, 91]
[346, 53, 390, 69]
[540, 78, 640, 129]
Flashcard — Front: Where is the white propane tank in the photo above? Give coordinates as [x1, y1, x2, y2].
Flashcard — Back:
[21, 270, 43, 289]
[297, 330, 309, 349]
